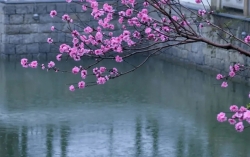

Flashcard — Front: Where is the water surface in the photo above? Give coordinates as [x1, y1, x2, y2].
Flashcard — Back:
[0, 57, 250, 157]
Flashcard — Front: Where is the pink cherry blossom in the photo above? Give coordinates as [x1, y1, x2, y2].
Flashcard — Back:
[243, 110, 250, 120]
[145, 27, 151, 34]
[69, 85, 75, 91]
[244, 35, 250, 43]
[50, 10, 57, 18]
[72, 66, 80, 74]
[221, 81, 228, 88]
[51, 26, 55, 31]
[29, 61, 38, 68]
[47, 38, 53, 44]
[216, 74, 223, 80]
[228, 119, 236, 125]
[41, 64, 45, 70]
[99, 67, 106, 73]
[125, 9, 133, 16]
[66, 0, 72, 3]
[217, 112, 227, 122]
[84, 26, 93, 34]
[195, 0, 202, 3]
[97, 77, 106, 84]
[234, 64, 240, 71]
[239, 106, 247, 112]
[21, 58, 28, 68]
[229, 105, 238, 112]
[48, 61, 55, 68]
[235, 122, 244, 132]
[229, 71, 235, 77]
[115, 55, 123, 62]
[78, 81, 85, 89]
[81, 70, 87, 79]
[56, 54, 62, 61]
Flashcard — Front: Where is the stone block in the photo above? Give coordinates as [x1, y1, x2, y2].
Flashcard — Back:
[16, 45, 27, 54]
[8, 34, 23, 44]
[10, 15, 23, 24]
[19, 24, 38, 34]
[191, 42, 204, 53]
[184, 43, 192, 52]
[76, 4, 83, 13]
[3, 5, 15, 14]
[35, 53, 47, 60]
[4, 44, 15, 54]
[23, 34, 36, 44]
[211, 58, 225, 70]
[74, 13, 91, 22]
[27, 43, 39, 53]
[39, 14, 60, 23]
[39, 43, 50, 53]
[4, 15, 9, 24]
[50, 45, 58, 53]
[47, 4, 56, 13]
[65, 34, 72, 42]
[216, 49, 229, 60]
[204, 55, 212, 66]
[180, 50, 189, 59]
[34, 33, 49, 43]
[35, 4, 47, 14]
[24, 14, 38, 24]
[67, 4, 76, 13]
[229, 51, 245, 64]
[58, 33, 66, 42]
[5, 25, 20, 34]
[56, 3, 67, 13]
[16, 5, 33, 14]
[187, 51, 195, 62]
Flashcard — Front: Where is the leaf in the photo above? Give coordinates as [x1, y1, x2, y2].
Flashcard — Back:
[246, 103, 250, 109]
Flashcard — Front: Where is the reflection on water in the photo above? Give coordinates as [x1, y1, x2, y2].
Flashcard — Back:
[0, 57, 250, 157]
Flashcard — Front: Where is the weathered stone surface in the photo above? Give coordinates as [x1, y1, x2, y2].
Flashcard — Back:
[4, 44, 15, 54]
[216, 49, 229, 60]
[19, 24, 38, 34]
[27, 43, 39, 53]
[39, 14, 54, 23]
[3, 5, 15, 14]
[35, 4, 47, 14]
[39, 43, 50, 53]
[5, 25, 20, 34]
[66, 4, 76, 13]
[16, 5, 33, 14]
[50, 45, 58, 53]
[56, 3, 67, 13]
[16, 44, 26, 54]
[10, 15, 23, 24]
[23, 34, 36, 44]
[24, 14, 38, 24]
[58, 33, 66, 42]
[8, 34, 23, 44]
[47, 4, 56, 13]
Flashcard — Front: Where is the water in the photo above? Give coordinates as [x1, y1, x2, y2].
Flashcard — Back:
[0, 57, 250, 157]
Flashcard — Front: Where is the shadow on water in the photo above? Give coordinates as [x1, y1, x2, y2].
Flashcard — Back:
[0, 56, 250, 156]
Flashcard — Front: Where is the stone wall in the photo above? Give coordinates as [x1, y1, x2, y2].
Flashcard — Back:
[158, 6, 250, 80]
[1, 1, 89, 59]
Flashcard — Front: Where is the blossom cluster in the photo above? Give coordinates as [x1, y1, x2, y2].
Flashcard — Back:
[216, 63, 243, 88]
[217, 105, 250, 132]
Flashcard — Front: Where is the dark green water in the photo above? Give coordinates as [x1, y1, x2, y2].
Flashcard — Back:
[0, 57, 250, 157]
